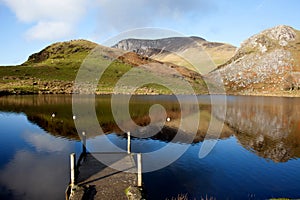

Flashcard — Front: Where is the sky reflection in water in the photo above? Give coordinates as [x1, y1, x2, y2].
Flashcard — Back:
[0, 95, 299, 199]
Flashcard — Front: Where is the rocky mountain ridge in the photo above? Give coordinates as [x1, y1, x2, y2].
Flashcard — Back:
[113, 36, 236, 73]
[208, 25, 300, 95]
[112, 36, 206, 55]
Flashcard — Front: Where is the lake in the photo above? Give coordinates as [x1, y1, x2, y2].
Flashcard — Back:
[0, 95, 300, 199]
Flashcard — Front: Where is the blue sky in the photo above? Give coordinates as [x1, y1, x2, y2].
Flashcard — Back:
[0, 0, 299, 65]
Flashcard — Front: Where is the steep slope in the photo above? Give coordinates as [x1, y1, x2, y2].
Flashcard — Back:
[23, 39, 98, 65]
[208, 25, 300, 96]
[0, 39, 104, 94]
[112, 36, 236, 73]
[0, 39, 207, 95]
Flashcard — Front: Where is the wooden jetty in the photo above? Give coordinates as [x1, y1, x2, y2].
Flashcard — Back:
[66, 132, 143, 200]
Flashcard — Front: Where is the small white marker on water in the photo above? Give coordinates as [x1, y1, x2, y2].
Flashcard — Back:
[51, 113, 55, 118]
[166, 117, 171, 122]
[73, 115, 76, 120]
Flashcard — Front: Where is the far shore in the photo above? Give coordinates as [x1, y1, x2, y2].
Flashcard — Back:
[1, 89, 300, 98]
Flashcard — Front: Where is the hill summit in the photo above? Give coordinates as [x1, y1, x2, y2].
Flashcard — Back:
[208, 25, 300, 96]
[23, 39, 98, 65]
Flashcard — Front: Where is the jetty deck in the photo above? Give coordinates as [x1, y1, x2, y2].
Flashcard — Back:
[68, 152, 140, 200]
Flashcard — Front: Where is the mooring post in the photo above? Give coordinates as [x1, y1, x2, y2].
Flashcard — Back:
[70, 153, 76, 187]
[82, 131, 86, 155]
[127, 131, 131, 154]
[137, 153, 142, 187]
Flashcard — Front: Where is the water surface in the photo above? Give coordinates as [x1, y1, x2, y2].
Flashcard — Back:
[0, 95, 299, 199]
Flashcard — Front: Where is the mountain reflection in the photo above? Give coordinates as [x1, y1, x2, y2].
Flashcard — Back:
[213, 96, 300, 162]
[1, 95, 300, 162]
[0, 95, 232, 143]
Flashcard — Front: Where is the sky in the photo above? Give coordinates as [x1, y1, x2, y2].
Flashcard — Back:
[0, 0, 299, 65]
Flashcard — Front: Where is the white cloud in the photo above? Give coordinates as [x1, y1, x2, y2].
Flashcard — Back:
[25, 21, 72, 40]
[2, 0, 217, 41]
[2, 0, 89, 40]
[94, 0, 216, 32]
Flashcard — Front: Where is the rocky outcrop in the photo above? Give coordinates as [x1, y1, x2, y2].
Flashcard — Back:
[217, 49, 293, 91]
[112, 37, 206, 57]
[241, 25, 296, 49]
[208, 25, 300, 95]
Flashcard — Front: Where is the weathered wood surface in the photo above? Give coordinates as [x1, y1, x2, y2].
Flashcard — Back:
[70, 153, 138, 200]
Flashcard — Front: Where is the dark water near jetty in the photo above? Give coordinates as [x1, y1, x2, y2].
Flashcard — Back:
[0, 95, 300, 199]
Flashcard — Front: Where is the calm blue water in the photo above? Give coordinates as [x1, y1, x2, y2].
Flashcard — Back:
[0, 95, 300, 199]
[90, 134, 300, 199]
[0, 112, 83, 200]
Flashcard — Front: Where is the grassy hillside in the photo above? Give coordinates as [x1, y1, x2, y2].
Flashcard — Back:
[0, 39, 207, 95]
[152, 42, 236, 73]
[0, 40, 96, 94]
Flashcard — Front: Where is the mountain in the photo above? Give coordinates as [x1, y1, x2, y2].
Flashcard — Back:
[0, 39, 207, 95]
[23, 39, 98, 65]
[207, 25, 300, 96]
[112, 36, 236, 73]
[2, 25, 299, 96]
[0, 39, 100, 94]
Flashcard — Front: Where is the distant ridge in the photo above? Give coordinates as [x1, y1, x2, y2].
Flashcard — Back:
[112, 36, 236, 73]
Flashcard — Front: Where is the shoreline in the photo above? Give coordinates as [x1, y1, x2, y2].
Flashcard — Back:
[1, 89, 300, 98]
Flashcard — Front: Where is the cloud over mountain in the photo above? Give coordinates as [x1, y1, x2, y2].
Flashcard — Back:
[2, 0, 216, 41]
[94, 0, 216, 32]
[2, 0, 88, 40]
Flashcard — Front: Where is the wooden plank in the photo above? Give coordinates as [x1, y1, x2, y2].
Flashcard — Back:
[70, 153, 76, 187]
[69, 153, 138, 200]
[137, 153, 142, 187]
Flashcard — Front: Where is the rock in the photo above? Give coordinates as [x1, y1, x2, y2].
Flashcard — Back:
[207, 25, 299, 95]
[125, 186, 143, 200]
[241, 25, 296, 49]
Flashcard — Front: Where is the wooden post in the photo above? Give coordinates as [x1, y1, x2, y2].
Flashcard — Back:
[70, 153, 76, 187]
[127, 131, 131, 154]
[82, 132, 86, 155]
[137, 153, 142, 187]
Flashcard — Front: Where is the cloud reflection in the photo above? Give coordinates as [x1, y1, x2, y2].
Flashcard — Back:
[0, 150, 69, 200]
[23, 131, 72, 153]
[0, 128, 74, 200]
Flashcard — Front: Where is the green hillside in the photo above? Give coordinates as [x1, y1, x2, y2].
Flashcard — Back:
[0, 39, 207, 95]
[0, 40, 96, 94]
